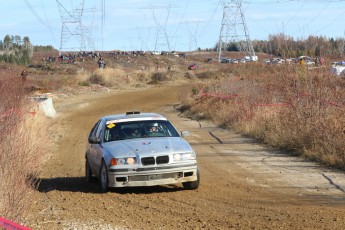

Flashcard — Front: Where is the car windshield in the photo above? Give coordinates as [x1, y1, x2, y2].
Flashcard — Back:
[104, 120, 180, 142]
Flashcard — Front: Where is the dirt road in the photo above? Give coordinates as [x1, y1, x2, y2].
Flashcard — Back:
[26, 84, 345, 229]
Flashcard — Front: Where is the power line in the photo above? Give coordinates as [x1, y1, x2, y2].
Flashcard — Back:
[22, 0, 59, 47]
[171, 0, 190, 50]
[284, 1, 306, 26]
[101, 0, 105, 50]
[181, 20, 201, 51]
[198, 1, 221, 39]
[314, 7, 345, 34]
[243, 0, 344, 40]
[22, 0, 47, 27]
[301, 2, 331, 31]
[143, 4, 177, 52]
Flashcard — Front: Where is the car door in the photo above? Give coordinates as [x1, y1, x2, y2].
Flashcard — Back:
[88, 119, 104, 176]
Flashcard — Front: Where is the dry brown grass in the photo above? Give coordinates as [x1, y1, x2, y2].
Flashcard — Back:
[180, 64, 345, 169]
[76, 67, 156, 89]
[0, 79, 50, 222]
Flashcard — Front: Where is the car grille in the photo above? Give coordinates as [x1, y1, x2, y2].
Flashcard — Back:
[141, 155, 169, 166]
[129, 172, 180, 181]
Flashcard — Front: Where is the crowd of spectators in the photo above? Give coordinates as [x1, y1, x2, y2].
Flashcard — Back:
[42, 51, 102, 64]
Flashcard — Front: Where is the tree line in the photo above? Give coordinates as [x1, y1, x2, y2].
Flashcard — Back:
[214, 33, 345, 58]
[0, 35, 33, 65]
[0, 35, 54, 65]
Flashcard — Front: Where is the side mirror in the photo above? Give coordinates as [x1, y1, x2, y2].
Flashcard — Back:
[88, 136, 100, 144]
[181, 130, 190, 138]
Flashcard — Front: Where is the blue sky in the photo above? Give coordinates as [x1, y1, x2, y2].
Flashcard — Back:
[1, 0, 345, 51]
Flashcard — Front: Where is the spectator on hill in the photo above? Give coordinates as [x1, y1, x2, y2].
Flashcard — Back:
[98, 57, 106, 69]
[299, 58, 305, 65]
[20, 70, 28, 82]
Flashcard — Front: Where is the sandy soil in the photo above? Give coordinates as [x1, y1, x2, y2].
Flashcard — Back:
[25, 83, 345, 230]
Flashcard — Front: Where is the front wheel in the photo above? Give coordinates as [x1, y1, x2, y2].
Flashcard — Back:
[99, 161, 109, 193]
[182, 168, 200, 190]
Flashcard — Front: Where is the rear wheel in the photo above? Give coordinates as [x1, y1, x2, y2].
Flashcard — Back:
[99, 161, 109, 193]
[182, 168, 200, 190]
[85, 158, 93, 183]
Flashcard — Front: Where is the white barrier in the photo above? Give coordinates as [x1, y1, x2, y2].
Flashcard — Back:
[31, 96, 57, 118]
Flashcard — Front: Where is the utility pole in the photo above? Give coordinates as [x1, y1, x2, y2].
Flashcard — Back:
[217, 0, 256, 62]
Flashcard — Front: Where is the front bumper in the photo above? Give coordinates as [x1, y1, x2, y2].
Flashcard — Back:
[108, 163, 198, 187]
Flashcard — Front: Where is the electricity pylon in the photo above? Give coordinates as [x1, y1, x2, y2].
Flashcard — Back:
[182, 20, 200, 51]
[145, 4, 176, 52]
[56, 0, 86, 52]
[56, 0, 105, 52]
[217, 0, 256, 62]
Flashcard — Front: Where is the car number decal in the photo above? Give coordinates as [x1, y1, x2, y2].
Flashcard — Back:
[107, 123, 116, 129]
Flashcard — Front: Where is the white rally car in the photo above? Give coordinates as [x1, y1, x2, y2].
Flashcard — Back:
[85, 111, 200, 192]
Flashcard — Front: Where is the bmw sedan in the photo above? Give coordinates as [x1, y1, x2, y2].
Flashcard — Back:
[85, 111, 200, 192]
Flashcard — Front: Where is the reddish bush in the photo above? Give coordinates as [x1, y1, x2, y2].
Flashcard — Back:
[180, 64, 345, 168]
[0, 79, 49, 222]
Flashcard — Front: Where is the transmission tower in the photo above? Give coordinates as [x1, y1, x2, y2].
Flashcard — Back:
[182, 21, 200, 51]
[56, 0, 86, 51]
[56, 0, 104, 52]
[217, 0, 256, 62]
[145, 4, 176, 52]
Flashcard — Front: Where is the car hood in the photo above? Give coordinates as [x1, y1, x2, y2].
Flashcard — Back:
[103, 137, 193, 158]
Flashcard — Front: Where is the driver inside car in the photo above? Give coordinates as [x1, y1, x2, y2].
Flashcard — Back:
[149, 124, 157, 132]
[145, 123, 160, 136]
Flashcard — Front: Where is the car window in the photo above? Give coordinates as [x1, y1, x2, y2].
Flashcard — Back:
[89, 120, 101, 139]
[104, 120, 180, 142]
[95, 121, 104, 141]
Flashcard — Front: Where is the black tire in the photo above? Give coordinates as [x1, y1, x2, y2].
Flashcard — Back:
[99, 160, 109, 193]
[85, 158, 93, 183]
[182, 168, 200, 190]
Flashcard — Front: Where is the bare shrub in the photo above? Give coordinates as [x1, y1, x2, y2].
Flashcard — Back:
[130, 71, 151, 87]
[195, 71, 215, 79]
[88, 68, 128, 87]
[75, 69, 91, 86]
[89, 73, 105, 85]
[0, 79, 49, 222]
[97, 68, 126, 84]
[134, 71, 150, 82]
[150, 71, 168, 84]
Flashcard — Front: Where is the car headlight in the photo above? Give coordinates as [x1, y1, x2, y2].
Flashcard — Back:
[111, 157, 137, 166]
[173, 152, 196, 161]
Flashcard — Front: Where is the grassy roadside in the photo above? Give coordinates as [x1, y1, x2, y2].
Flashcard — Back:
[0, 78, 49, 222]
[178, 63, 345, 169]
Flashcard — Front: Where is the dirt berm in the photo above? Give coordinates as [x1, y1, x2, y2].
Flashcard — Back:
[26, 84, 345, 229]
